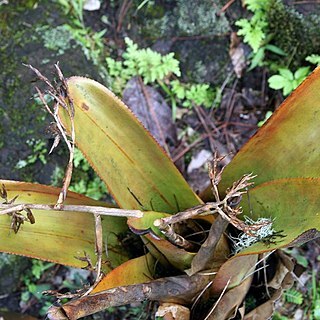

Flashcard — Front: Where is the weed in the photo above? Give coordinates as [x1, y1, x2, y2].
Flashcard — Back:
[55, 0, 109, 81]
[268, 67, 310, 96]
[106, 38, 218, 119]
[306, 54, 320, 66]
[20, 259, 55, 316]
[235, 0, 270, 53]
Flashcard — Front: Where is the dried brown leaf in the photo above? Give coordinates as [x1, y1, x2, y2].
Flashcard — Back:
[207, 276, 253, 320]
[156, 303, 190, 320]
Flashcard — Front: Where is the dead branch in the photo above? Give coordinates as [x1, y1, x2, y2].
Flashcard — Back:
[47, 274, 211, 320]
[154, 173, 257, 235]
[0, 203, 143, 218]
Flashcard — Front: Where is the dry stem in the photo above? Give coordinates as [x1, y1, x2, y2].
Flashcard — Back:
[27, 63, 75, 209]
[0, 203, 143, 218]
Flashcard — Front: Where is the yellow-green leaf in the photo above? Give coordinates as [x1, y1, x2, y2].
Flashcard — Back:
[0, 180, 128, 271]
[91, 253, 155, 293]
[63, 77, 201, 212]
[235, 178, 320, 255]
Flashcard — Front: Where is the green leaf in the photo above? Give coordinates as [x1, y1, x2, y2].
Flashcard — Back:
[249, 47, 265, 70]
[63, 77, 201, 213]
[279, 68, 294, 80]
[268, 75, 288, 90]
[306, 54, 320, 66]
[294, 66, 310, 80]
[284, 289, 303, 305]
[0, 180, 128, 271]
[283, 81, 294, 96]
[265, 44, 286, 56]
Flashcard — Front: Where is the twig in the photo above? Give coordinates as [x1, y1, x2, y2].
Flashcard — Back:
[0, 203, 143, 218]
[204, 278, 231, 320]
[217, 0, 237, 16]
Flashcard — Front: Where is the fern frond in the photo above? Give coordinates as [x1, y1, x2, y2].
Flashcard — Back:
[284, 289, 303, 305]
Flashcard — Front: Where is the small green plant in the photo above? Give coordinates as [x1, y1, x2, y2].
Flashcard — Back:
[249, 44, 286, 70]
[170, 80, 215, 108]
[268, 67, 310, 96]
[284, 288, 303, 305]
[306, 54, 320, 66]
[106, 37, 181, 90]
[235, 0, 270, 53]
[55, 0, 108, 80]
[106, 38, 217, 118]
[236, 0, 288, 71]
[20, 259, 55, 316]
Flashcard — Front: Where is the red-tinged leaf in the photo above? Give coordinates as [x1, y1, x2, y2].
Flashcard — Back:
[220, 66, 320, 193]
[62, 77, 201, 212]
[0, 180, 128, 271]
[201, 66, 320, 201]
[91, 253, 155, 293]
[234, 178, 320, 255]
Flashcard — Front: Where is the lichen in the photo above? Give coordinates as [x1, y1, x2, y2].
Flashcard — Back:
[175, 0, 229, 36]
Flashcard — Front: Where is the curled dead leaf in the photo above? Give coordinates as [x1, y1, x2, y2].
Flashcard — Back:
[156, 303, 190, 320]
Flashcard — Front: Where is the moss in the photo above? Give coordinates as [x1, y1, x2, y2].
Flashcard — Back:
[267, 0, 320, 67]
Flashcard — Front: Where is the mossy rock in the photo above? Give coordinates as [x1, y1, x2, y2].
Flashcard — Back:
[267, 0, 320, 67]
[0, 1, 102, 184]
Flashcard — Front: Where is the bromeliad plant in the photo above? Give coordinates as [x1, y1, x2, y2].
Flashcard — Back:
[1, 63, 320, 319]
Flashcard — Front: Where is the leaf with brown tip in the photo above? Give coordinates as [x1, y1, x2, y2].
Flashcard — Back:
[62, 77, 201, 212]
[0, 180, 128, 271]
